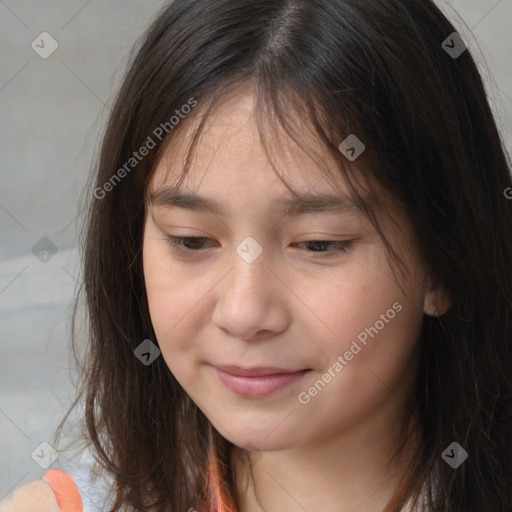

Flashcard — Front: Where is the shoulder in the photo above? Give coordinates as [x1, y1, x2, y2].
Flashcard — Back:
[0, 478, 61, 512]
[1, 445, 115, 512]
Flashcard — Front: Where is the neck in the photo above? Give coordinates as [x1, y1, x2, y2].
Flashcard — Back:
[231, 395, 419, 512]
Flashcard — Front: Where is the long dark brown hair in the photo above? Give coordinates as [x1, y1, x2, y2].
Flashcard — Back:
[53, 0, 512, 510]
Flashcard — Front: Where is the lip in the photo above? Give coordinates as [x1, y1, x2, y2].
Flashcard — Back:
[214, 365, 311, 397]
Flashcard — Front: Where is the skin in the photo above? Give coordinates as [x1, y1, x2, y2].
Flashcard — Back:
[142, 89, 450, 512]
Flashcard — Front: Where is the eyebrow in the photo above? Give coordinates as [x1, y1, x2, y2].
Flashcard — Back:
[147, 186, 359, 217]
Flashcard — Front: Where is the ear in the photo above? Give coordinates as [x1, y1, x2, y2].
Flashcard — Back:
[423, 278, 451, 317]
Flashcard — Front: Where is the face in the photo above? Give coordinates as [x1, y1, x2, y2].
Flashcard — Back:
[142, 91, 432, 452]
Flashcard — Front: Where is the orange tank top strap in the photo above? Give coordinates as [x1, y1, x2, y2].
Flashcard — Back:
[42, 469, 83, 512]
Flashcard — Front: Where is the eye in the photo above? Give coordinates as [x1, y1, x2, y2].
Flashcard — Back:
[166, 236, 353, 256]
[292, 240, 354, 255]
[166, 236, 214, 251]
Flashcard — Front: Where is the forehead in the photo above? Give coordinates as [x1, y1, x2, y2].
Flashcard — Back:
[147, 91, 356, 205]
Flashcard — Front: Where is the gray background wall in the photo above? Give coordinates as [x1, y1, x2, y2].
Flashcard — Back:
[1, 0, 511, 500]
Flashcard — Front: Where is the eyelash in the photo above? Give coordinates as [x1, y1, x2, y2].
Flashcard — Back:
[165, 236, 354, 257]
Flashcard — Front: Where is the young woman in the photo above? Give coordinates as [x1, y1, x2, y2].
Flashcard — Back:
[3, 0, 511, 510]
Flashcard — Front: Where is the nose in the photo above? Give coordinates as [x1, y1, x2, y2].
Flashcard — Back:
[211, 245, 291, 342]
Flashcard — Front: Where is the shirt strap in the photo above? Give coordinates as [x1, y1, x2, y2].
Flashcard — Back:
[42, 470, 83, 512]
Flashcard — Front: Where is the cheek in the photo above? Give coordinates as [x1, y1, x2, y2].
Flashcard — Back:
[144, 276, 207, 388]
[142, 237, 208, 368]
[304, 249, 424, 357]
[296, 265, 423, 416]
[295, 256, 424, 410]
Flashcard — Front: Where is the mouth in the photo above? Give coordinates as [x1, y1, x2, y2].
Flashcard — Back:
[213, 364, 312, 397]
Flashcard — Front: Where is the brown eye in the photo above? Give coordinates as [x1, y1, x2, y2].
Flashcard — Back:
[292, 240, 354, 255]
[166, 236, 215, 251]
